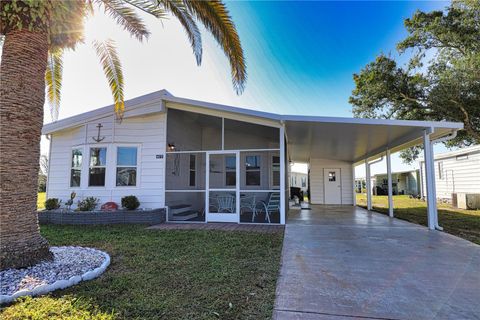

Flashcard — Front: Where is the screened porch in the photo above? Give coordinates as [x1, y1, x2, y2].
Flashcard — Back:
[165, 108, 284, 224]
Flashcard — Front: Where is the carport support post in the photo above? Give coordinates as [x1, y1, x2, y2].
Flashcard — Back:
[386, 149, 394, 217]
[423, 128, 437, 230]
[365, 159, 372, 210]
[280, 125, 286, 225]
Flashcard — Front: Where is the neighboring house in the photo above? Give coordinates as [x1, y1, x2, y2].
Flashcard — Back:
[372, 170, 420, 196]
[42, 89, 462, 225]
[290, 171, 308, 192]
[419, 145, 480, 206]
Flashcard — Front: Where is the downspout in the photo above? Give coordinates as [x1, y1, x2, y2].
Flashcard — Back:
[428, 129, 458, 231]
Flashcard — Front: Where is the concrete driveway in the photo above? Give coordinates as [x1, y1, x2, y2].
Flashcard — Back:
[273, 206, 480, 320]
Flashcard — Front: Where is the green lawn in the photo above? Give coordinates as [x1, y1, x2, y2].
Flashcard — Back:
[1, 225, 284, 319]
[356, 194, 480, 244]
[37, 192, 46, 210]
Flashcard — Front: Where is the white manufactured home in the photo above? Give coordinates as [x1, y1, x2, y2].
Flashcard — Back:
[371, 170, 420, 196]
[290, 171, 308, 192]
[42, 90, 463, 228]
[419, 145, 480, 207]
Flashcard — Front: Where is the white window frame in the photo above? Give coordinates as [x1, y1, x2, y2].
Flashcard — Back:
[245, 154, 261, 186]
[114, 144, 141, 189]
[88, 146, 109, 188]
[69, 146, 85, 189]
[270, 154, 280, 189]
[225, 155, 237, 187]
[438, 161, 444, 180]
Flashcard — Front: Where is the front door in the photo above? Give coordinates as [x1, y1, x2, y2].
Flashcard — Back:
[206, 152, 239, 222]
[324, 168, 341, 204]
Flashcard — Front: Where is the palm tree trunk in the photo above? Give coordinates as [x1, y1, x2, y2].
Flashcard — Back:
[0, 29, 53, 270]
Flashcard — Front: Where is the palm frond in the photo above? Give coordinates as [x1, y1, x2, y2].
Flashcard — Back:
[93, 39, 125, 119]
[45, 50, 64, 122]
[123, 0, 167, 19]
[159, 0, 202, 65]
[183, 0, 246, 94]
[97, 0, 150, 41]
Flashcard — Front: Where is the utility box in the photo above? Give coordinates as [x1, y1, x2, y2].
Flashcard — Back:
[455, 193, 480, 210]
[466, 194, 480, 210]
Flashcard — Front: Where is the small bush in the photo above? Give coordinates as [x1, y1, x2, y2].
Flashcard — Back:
[77, 197, 99, 211]
[44, 198, 61, 210]
[121, 195, 140, 210]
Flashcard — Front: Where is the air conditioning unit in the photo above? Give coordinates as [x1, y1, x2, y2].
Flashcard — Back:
[455, 193, 480, 210]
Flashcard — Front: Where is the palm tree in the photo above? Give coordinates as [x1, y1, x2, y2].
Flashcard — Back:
[0, 0, 246, 270]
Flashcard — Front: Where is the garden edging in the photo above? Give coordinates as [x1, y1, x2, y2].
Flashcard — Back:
[0, 247, 110, 305]
[38, 208, 166, 225]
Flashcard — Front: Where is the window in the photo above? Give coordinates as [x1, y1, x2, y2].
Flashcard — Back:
[328, 171, 336, 182]
[189, 154, 196, 186]
[301, 177, 306, 188]
[245, 155, 261, 186]
[456, 154, 468, 161]
[438, 161, 444, 180]
[272, 156, 280, 187]
[89, 147, 107, 186]
[116, 147, 137, 186]
[70, 148, 82, 187]
[225, 156, 236, 186]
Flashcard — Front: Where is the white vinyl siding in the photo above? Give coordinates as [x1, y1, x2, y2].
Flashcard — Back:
[47, 113, 166, 209]
[309, 158, 354, 205]
[420, 149, 480, 200]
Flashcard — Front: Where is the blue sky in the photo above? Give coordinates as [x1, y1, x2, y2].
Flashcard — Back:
[39, 0, 449, 174]
[224, 0, 447, 116]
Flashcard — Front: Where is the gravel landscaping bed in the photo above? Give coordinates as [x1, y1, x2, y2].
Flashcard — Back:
[0, 246, 110, 304]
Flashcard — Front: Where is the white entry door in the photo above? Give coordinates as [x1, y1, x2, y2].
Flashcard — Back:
[324, 168, 341, 204]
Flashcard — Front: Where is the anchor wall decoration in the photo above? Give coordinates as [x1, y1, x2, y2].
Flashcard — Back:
[92, 123, 105, 142]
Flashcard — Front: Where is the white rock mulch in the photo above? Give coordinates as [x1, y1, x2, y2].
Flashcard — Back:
[0, 246, 110, 304]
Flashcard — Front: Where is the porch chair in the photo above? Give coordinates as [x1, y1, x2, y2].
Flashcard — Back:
[212, 194, 236, 213]
[240, 195, 258, 222]
[258, 193, 280, 223]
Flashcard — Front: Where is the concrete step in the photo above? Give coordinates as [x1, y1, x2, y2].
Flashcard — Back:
[171, 210, 198, 221]
[170, 204, 192, 215]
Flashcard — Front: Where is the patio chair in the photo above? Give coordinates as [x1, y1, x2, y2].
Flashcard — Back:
[214, 194, 236, 213]
[240, 195, 258, 222]
[258, 193, 280, 223]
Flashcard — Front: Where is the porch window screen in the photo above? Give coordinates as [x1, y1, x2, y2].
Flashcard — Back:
[245, 155, 261, 186]
[70, 148, 82, 187]
[116, 147, 137, 186]
[89, 147, 107, 186]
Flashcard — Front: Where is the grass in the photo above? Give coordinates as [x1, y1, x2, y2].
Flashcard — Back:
[356, 194, 480, 244]
[37, 192, 46, 210]
[1, 225, 284, 319]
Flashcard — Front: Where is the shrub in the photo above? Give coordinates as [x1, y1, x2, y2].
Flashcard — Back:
[44, 198, 61, 210]
[121, 195, 140, 210]
[77, 197, 99, 211]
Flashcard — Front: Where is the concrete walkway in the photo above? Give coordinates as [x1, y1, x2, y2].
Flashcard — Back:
[273, 206, 480, 320]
